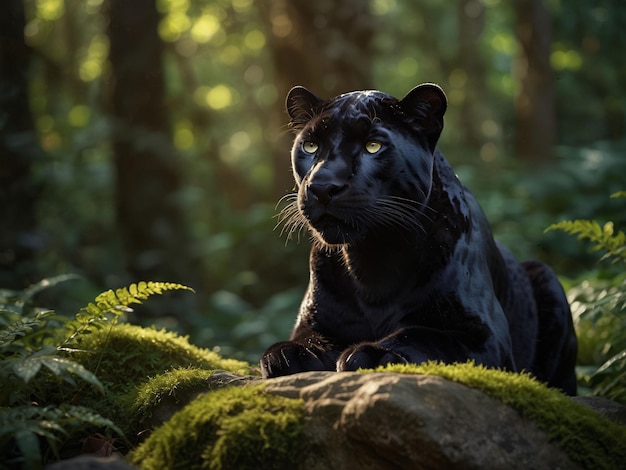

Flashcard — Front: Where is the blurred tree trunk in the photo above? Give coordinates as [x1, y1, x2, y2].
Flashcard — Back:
[514, 0, 556, 160]
[107, 0, 201, 289]
[457, 0, 488, 150]
[260, 0, 375, 199]
[0, 0, 42, 288]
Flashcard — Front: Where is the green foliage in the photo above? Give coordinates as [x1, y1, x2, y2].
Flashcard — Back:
[129, 384, 305, 470]
[196, 286, 303, 363]
[0, 276, 97, 407]
[78, 282, 195, 321]
[547, 192, 626, 404]
[63, 281, 195, 350]
[371, 362, 626, 470]
[548, 219, 626, 264]
[0, 277, 196, 468]
[4, 347, 103, 393]
[0, 405, 123, 469]
[0, 309, 54, 347]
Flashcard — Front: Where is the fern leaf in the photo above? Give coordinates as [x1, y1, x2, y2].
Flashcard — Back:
[10, 351, 104, 393]
[547, 219, 626, 263]
[12, 356, 43, 383]
[78, 282, 194, 320]
[42, 356, 104, 393]
[0, 321, 37, 347]
[596, 350, 626, 375]
[0, 310, 54, 347]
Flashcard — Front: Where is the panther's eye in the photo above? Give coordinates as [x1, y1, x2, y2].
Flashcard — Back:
[302, 141, 319, 154]
[365, 141, 382, 154]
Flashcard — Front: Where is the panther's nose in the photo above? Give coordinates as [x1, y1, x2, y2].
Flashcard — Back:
[308, 182, 348, 205]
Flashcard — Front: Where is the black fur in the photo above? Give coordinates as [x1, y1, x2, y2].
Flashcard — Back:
[261, 84, 577, 394]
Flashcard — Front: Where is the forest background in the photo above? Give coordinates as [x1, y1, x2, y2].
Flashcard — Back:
[1, 0, 625, 367]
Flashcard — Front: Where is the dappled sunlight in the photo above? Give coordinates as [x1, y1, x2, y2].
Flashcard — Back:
[551, 46, 583, 71]
[174, 119, 194, 149]
[68, 105, 91, 127]
[190, 13, 221, 43]
[34, 0, 65, 20]
[204, 84, 236, 110]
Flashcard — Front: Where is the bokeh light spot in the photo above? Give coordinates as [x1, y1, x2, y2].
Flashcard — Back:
[68, 105, 91, 127]
[205, 85, 233, 110]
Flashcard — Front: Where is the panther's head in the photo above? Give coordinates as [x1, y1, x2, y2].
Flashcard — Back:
[279, 84, 447, 247]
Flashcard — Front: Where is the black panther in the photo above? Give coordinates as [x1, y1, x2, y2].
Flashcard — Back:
[260, 83, 577, 394]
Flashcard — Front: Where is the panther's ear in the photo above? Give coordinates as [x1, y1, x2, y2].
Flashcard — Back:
[399, 83, 447, 150]
[286, 86, 324, 129]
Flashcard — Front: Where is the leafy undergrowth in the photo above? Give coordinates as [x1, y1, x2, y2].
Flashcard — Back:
[0, 279, 244, 467]
[369, 362, 626, 470]
[128, 384, 305, 470]
[548, 191, 626, 404]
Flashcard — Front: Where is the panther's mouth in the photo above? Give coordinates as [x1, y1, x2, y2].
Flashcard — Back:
[307, 213, 367, 245]
[299, 194, 369, 245]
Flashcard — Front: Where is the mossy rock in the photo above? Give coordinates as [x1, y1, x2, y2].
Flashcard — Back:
[123, 367, 260, 439]
[73, 323, 252, 386]
[367, 363, 626, 470]
[40, 323, 624, 468]
[128, 384, 305, 470]
[126, 362, 626, 470]
[66, 323, 253, 438]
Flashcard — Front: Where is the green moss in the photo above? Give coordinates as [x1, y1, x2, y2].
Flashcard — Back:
[65, 324, 252, 439]
[73, 324, 252, 388]
[129, 384, 305, 470]
[128, 367, 216, 418]
[122, 367, 254, 438]
[366, 362, 626, 470]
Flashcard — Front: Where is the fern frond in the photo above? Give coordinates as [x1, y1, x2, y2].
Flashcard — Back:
[547, 219, 626, 263]
[77, 282, 194, 323]
[2, 348, 104, 393]
[0, 310, 55, 348]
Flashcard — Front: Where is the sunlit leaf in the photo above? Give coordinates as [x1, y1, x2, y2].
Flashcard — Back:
[13, 356, 43, 383]
[596, 350, 626, 375]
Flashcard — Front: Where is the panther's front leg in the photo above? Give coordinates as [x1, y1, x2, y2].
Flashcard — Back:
[337, 327, 497, 371]
[260, 334, 339, 378]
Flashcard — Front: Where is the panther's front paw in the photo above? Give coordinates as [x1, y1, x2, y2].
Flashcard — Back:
[260, 341, 330, 378]
[337, 343, 408, 371]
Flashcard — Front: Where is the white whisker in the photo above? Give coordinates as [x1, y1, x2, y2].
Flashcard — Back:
[273, 190, 436, 246]
[274, 194, 308, 244]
